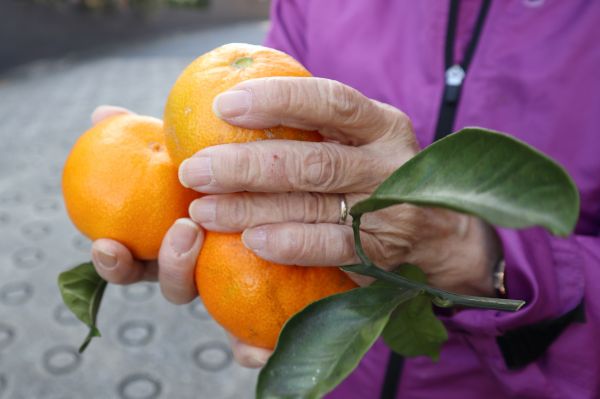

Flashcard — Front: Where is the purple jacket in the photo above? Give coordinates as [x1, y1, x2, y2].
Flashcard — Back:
[265, 1, 600, 398]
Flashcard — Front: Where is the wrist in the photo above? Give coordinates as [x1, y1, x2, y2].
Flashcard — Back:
[430, 215, 500, 297]
[464, 217, 502, 297]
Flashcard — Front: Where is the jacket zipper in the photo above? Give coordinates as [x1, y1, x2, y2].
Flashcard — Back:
[433, 0, 492, 141]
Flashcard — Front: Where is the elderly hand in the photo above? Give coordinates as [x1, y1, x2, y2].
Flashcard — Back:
[179, 77, 501, 366]
[89, 74, 501, 368]
[180, 77, 500, 295]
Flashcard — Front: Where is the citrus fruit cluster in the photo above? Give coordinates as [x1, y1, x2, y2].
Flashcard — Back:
[62, 43, 357, 349]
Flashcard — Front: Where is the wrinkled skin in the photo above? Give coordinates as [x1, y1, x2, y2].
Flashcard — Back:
[90, 77, 500, 367]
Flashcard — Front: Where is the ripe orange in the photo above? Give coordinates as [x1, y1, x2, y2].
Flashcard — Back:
[62, 114, 198, 260]
[196, 233, 358, 349]
[163, 43, 321, 165]
[164, 43, 357, 349]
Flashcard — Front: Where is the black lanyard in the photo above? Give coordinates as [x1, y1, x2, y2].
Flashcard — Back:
[433, 0, 492, 142]
[380, 2, 491, 398]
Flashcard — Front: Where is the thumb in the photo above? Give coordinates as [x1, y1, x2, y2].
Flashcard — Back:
[228, 334, 273, 368]
[158, 218, 204, 304]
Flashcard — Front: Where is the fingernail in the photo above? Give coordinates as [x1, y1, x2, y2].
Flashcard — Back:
[190, 197, 216, 224]
[254, 350, 271, 365]
[179, 157, 212, 189]
[248, 354, 268, 368]
[242, 228, 267, 251]
[213, 90, 251, 118]
[94, 247, 117, 269]
[169, 218, 199, 255]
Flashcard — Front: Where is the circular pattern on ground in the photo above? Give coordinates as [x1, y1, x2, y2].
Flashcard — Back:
[0, 191, 22, 207]
[21, 221, 51, 240]
[122, 284, 155, 302]
[192, 341, 233, 372]
[72, 235, 91, 252]
[0, 282, 33, 305]
[0, 374, 6, 395]
[53, 304, 80, 326]
[42, 181, 61, 194]
[33, 197, 61, 214]
[118, 374, 162, 399]
[12, 247, 45, 268]
[188, 300, 211, 321]
[42, 346, 81, 375]
[0, 323, 15, 351]
[117, 320, 155, 347]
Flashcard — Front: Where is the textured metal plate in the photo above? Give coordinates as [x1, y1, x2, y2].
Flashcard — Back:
[0, 21, 268, 399]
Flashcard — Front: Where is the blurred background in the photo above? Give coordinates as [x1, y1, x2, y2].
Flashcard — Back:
[0, 0, 270, 398]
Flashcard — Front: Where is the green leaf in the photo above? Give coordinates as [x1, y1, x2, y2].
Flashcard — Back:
[256, 284, 419, 399]
[57, 262, 107, 352]
[394, 263, 427, 283]
[380, 265, 447, 361]
[383, 293, 448, 360]
[351, 128, 579, 236]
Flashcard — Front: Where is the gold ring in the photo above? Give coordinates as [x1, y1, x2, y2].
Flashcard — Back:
[338, 194, 349, 224]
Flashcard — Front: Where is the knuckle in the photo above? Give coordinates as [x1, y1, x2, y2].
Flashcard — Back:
[365, 235, 405, 269]
[230, 145, 261, 190]
[379, 241, 407, 268]
[376, 103, 418, 151]
[220, 194, 254, 228]
[302, 193, 329, 223]
[265, 78, 292, 111]
[95, 266, 126, 284]
[322, 79, 362, 120]
[278, 192, 300, 221]
[262, 78, 309, 119]
[278, 226, 311, 263]
[296, 144, 341, 189]
[321, 227, 352, 265]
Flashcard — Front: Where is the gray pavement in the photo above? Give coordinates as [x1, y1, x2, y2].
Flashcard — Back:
[0, 21, 268, 399]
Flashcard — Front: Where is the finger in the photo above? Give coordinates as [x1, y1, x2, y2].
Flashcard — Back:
[189, 192, 362, 232]
[91, 105, 133, 125]
[228, 334, 272, 368]
[213, 77, 408, 146]
[91, 239, 158, 284]
[241, 222, 360, 266]
[179, 140, 392, 194]
[157, 218, 203, 304]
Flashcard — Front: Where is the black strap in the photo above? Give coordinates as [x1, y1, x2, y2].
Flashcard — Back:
[379, 352, 404, 399]
[462, 0, 491, 73]
[434, 0, 491, 141]
[380, 3, 492, 397]
[443, 0, 460, 69]
[497, 300, 586, 370]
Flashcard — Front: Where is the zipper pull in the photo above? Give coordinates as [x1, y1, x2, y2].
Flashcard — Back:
[444, 64, 465, 103]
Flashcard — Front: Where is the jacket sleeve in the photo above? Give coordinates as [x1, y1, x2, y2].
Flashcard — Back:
[263, 0, 309, 64]
[445, 226, 595, 335]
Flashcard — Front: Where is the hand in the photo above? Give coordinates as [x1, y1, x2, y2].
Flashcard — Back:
[178, 77, 502, 365]
[89, 106, 202, 305]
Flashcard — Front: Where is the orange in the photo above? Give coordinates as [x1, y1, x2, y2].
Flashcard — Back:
[196, 233, 358, 349]
[163, 43, 321, 165]
[62, 114, 198, 260]
[164, 43, 357, 349]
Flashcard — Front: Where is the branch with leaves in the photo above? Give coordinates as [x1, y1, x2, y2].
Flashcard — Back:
[58, 127, 579, 399]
